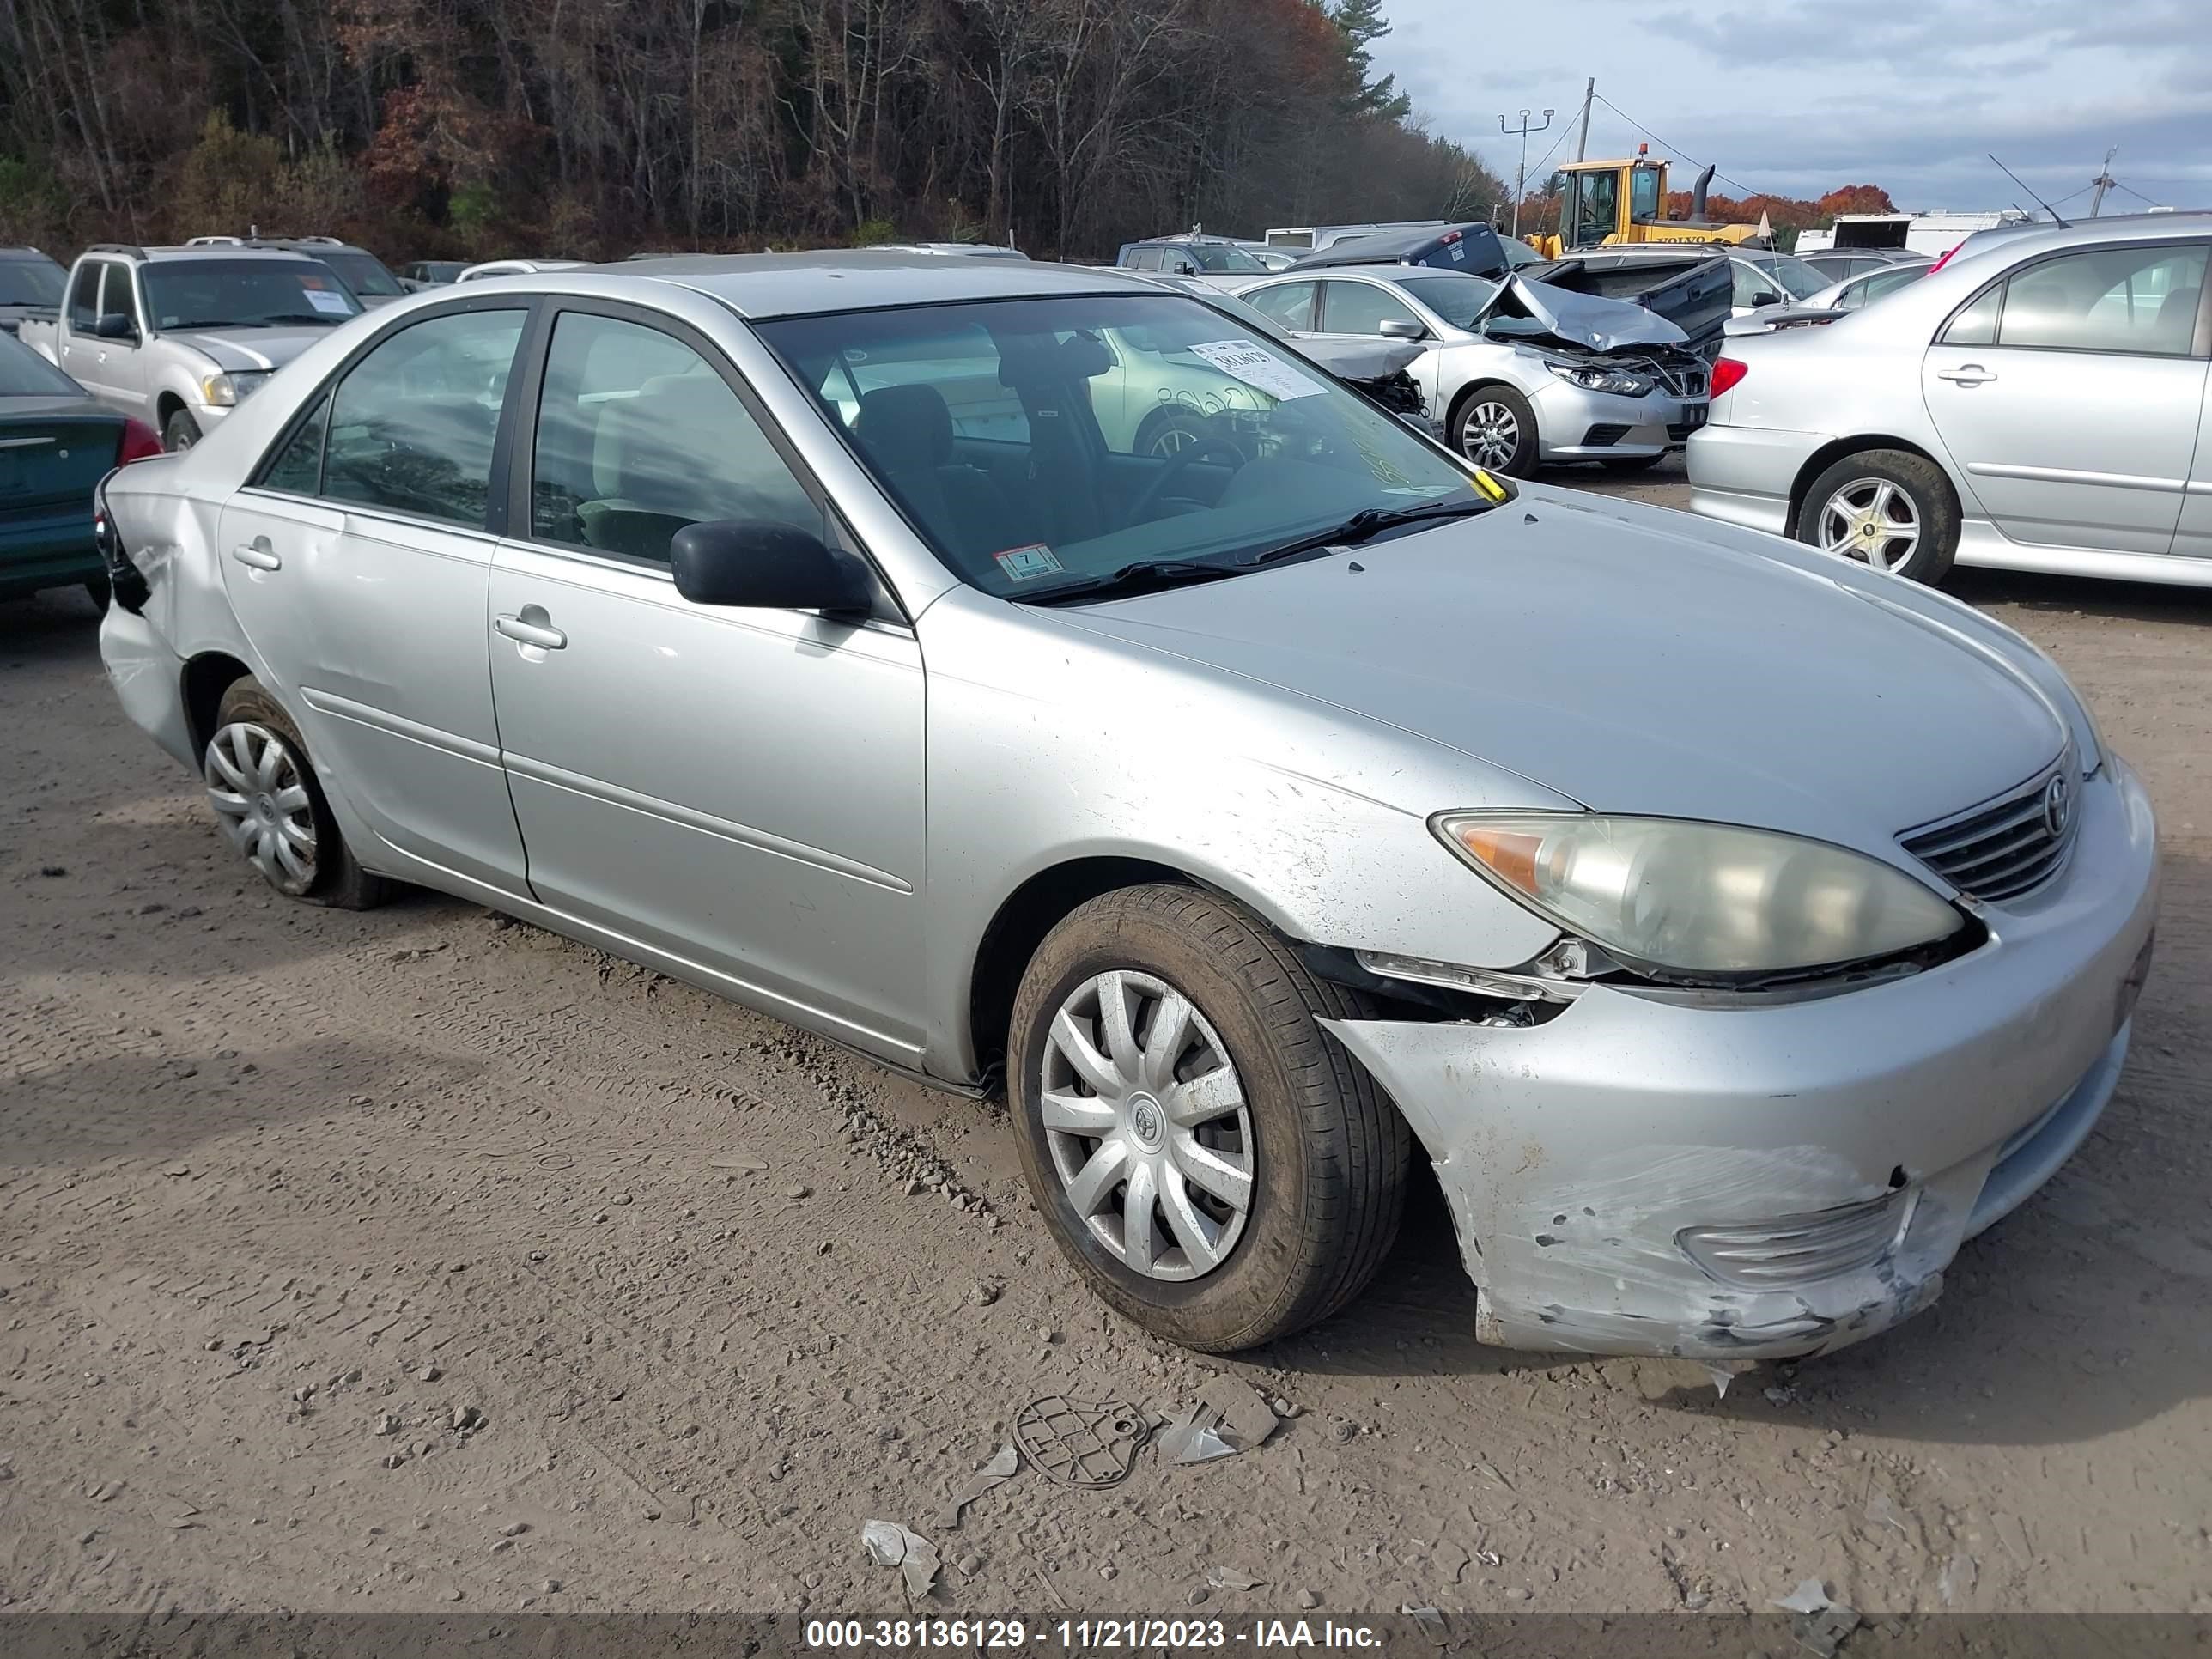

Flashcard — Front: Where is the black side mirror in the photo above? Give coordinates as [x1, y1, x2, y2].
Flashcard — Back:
[94, 313, 138, 341]
[1749, 291, 1780, 308]
[670, 520, 874, 614]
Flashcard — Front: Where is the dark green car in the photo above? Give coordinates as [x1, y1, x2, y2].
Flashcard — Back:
[0, 331, 158, 608]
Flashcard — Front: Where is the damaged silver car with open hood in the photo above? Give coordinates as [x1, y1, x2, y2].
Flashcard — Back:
[94, 252, 2155, 1362]
[1236, 246, 1711, 476]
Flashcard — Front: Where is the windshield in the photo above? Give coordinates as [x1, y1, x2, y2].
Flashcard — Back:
[1397, 273, 1503, 329]
[1759, 254, 1830, 300]
[0, 258, 65, 307]
[758, 294, 1490, 601]
[141, 259, 364, 329]
[0, 331, 82, 395]
[1184, 244, 1268, 273]
[317, 249, 405, 297]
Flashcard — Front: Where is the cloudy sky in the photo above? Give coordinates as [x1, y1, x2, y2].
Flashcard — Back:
[1368, 0, 2211, 215]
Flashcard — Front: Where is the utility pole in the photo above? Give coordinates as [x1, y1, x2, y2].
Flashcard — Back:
[1574, 77, 1595, 163]
[2089, 146, 2118, 217]
[1501, 106, 1554, 240]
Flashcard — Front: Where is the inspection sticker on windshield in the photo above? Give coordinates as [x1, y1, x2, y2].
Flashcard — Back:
[301, 287, 353, 315]
[1186, 341, 1325, 402]
[994, 544, 1064, 581]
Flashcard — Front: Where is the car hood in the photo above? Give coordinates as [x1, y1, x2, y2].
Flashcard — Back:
[166, 326, 339, 372]
[1502, 276, 1690, 350]
[1052, 495, 2067, 855]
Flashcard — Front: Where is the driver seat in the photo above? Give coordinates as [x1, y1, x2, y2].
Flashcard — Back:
[852, 385, 1028, 559]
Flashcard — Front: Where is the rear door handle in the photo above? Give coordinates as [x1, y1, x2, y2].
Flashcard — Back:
[1937, 364, 1997, 386]
[495, 612, 568, 650]
[232, 538, 283, 571]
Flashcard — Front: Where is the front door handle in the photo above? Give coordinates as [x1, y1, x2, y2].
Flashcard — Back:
[495, 611, 568, 650]
[232, 538, 283, 571]
[1936, 364, 1997, 386]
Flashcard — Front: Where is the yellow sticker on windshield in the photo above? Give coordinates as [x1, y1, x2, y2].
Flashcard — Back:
[1469, 467, 1509, 502]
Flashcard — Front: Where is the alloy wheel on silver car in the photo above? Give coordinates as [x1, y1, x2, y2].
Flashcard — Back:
[1818, 477, 1922, 572]
[1039, 969, 1255, 1281]
[204, 721, 319, 894]
[1461, 399, 1521, 470]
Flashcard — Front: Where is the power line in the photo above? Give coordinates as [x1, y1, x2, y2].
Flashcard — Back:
[2110, 181, 2168, 208]
[1589, 94, 1764, 199]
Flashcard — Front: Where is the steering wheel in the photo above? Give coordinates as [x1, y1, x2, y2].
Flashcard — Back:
[1127, 434, 1246, 525]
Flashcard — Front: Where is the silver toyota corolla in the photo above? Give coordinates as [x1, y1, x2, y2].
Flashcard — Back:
[94, 254, 2157, 1359]
[1690, 214, 2212, 587]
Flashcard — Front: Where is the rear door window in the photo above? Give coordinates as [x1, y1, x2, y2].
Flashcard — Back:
[322, 308, 527, 528]
[68, 261, 103, 330]
[1996, 244, 2206, 356]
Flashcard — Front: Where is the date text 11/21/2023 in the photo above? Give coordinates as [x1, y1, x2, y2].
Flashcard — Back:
[802, 1620, 1388, 1649]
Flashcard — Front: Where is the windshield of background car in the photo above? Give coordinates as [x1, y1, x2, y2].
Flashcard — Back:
[1396, 273, 1503, 329]
[319, 250, 406, 297]
[1188, 245, 1268, 272]
[0, 259, 65, 307]
[141, 259, 365, 329]
[757, 294, 1486, 600]
[0, 331, 83, 395]
[1762, 255, 1830, 300]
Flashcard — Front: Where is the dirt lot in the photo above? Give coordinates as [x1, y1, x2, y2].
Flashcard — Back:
[3, 457, 2209, 1619]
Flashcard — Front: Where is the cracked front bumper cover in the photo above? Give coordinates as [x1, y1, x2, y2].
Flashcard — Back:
[1324, 758, 2157, 1360]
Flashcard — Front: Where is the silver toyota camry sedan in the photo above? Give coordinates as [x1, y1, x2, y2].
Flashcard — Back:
[94, 253, 2158, 1359]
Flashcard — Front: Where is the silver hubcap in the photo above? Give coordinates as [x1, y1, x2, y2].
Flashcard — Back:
[1819, 477, 1921, 571]
[1040, 969, 1254, 1282]
[204, 722, 318, 892]
[1461, 400, 1520, 469]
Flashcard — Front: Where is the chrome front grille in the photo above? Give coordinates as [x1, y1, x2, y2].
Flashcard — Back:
[1678, 1190, 1911, 1289]
[1901, 765, 2077, 902]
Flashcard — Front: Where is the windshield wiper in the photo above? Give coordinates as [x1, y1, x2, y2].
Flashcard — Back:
[1016, 558, 1245, 606]
[1240, 498, 1498, 568]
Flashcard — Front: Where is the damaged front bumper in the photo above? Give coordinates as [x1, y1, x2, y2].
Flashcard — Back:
[1325, 757, 2159, 1360]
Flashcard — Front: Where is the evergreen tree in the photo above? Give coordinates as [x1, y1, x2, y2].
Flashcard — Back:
[1333, 0, 1413, 121]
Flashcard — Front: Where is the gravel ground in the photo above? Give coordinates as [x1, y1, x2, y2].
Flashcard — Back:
[3, 457, 2209, 1618]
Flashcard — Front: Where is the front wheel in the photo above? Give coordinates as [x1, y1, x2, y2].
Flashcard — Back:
[1795, 449, 1960, 584]
[1008, 884, 1410, 1352]
[1454, 385, 1539, 477]
[204, 678, 389, 908]
[162, 408, 203, 453]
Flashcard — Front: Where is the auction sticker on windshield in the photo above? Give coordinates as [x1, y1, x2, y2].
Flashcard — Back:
[301, 284, 353, 315]
[1185, 341, 1325, 402]
[994, 544, 1064, 581]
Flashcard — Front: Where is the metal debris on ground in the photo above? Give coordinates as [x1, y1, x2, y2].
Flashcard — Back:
[1197, 1376, 1280, 1450]
[1938, 1549, 1978, 1606]
[1864, 1487, 1912, 1538]
[1157, 1401, 1238, 1466]
[861, 1519, 941, 1599]
[1205, 1565, 1263, 1590]
[939, 1440, 1023, 1528]
[1401, 1606, 1446, 1636]
[1012, 1395, 1147, 1489]
[1771, 1578, 1861, 1657]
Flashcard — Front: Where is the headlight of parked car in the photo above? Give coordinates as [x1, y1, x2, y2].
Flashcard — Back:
[1543, 361, 1653, 398]
[199, 371, 271, 407]
[1432, 812, 1964, 979]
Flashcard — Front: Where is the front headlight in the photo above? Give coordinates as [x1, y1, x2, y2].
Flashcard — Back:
[1433, 813, 1964, 979]
[199, 371, 270, 407]
[1544, 361, 1653, 398]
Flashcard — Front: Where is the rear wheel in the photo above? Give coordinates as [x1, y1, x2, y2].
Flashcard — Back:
[161, 408, 202, 453]
[1795, 449, 1959, 584]
[1008, 884, 1410, 1352]
[204, 678, 389, 908]
[1454, 385, 1539, 477]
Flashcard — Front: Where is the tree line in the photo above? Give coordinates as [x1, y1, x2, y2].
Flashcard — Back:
[0, 0, 1506, 263]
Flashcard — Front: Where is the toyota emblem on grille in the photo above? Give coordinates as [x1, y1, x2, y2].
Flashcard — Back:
[2043, 774, 2072, 839]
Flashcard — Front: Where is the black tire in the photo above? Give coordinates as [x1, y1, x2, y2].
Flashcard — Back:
[83, 574, 112, 614]
[162, 408, 202, 453]
[1134, 404, 1230, 460]
[208, 677, 390, 909]
[1008, 884, 1410, 1352]
[1600, 452, 1667, 472]
[1452, 383, 1540, 477]
[1794, 448, 1959, 585]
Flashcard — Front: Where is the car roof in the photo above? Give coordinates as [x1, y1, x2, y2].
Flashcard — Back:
[127, 246, 326, 264]
[602, 252, 1157, 318]
[1941, 209, 2212, 270]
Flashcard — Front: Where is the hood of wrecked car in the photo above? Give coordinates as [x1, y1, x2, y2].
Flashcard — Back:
[1049, 491, 2067, 859]
[1504, 276, 1691, 351]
